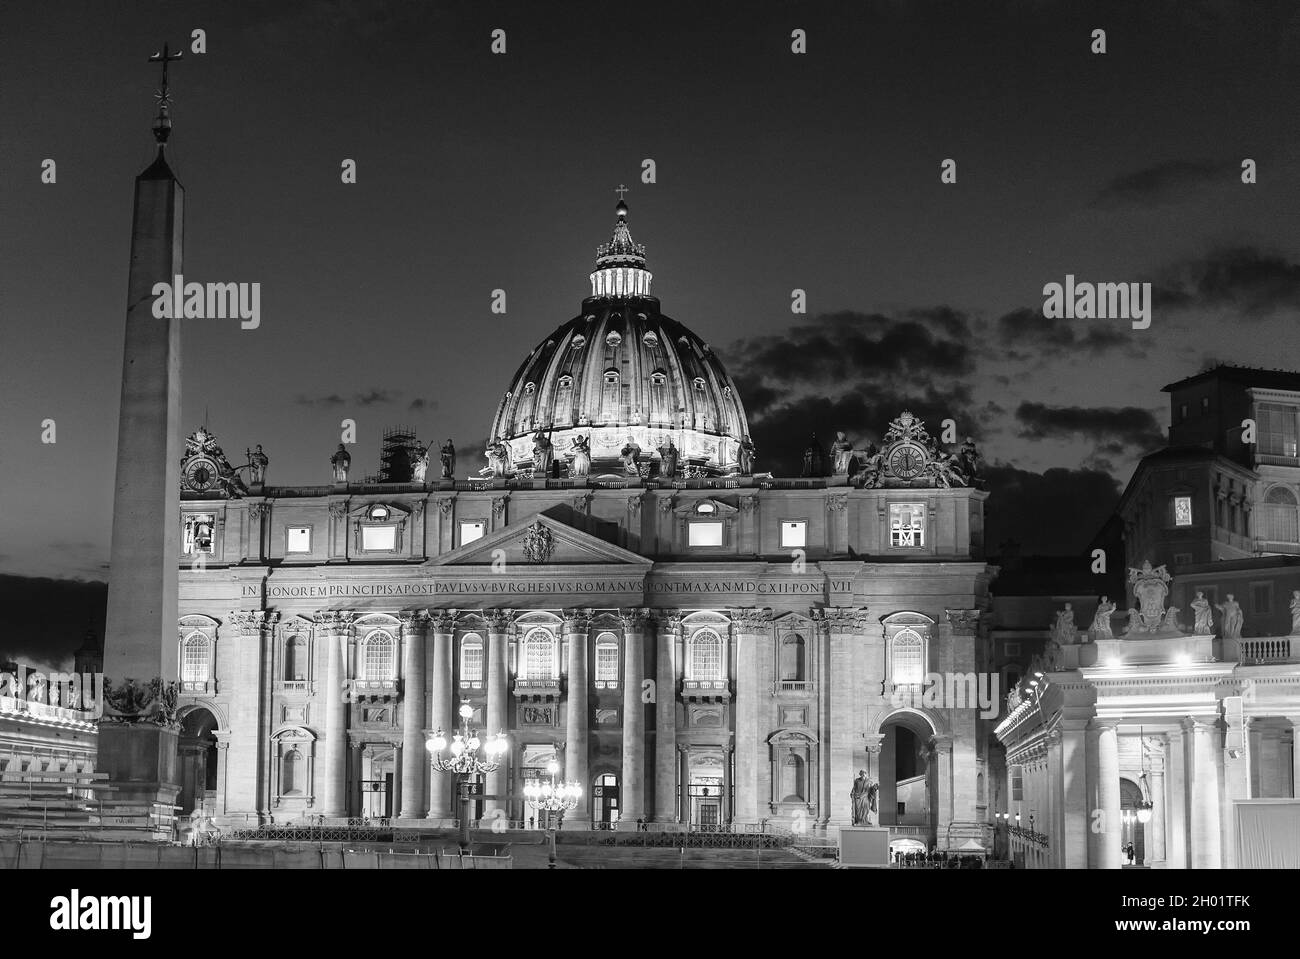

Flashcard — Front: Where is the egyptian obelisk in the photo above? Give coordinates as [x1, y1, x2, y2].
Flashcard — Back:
[99, 44, 185, 807]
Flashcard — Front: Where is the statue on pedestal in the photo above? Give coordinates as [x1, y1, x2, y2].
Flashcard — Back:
[532, 430, 554, 478]
[1052, 604, 1077, 645]
[738, 435, 756, 475]
[800, 434, 823, 477]
[412, 443, 431, 484]
[958, 436, 981, 480]
[1291, 590, 1300, 636]
[850, 769, 877, 826]
[831, 431, 854, 475]
[247, 445, 269, 485]
[657, 439, 679, 479]
[1090, 596, 1116, 639]
[1191, 591, 1214, 635]
[858, 443, 883, 488]
[440, 439, 456, 480]
[486, 438, 512, 478]
[569, 434, 591, 477]
[330, 444, 351, 483]
[1216, 594, 1243, 639]
[620, 437, 642, 475]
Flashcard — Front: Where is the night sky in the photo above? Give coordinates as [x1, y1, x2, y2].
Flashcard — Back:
[4, 0, 1300, 595]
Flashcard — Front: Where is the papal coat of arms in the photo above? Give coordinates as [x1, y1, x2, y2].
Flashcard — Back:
[522, 521, 555, 564]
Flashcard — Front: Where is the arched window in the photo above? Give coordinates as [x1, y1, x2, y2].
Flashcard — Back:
[522, 629, 557, 681]
[780, 634, 806, 682]
[890, 629, 925, 686]
[689, 629, 723, 681]
[1262, 486, 1299, 543]
[595, 633, 620, 685]
[284, 636, 307, 682]
[281, 747, 303, 796]
[602, 370, 620, 421]
[555, 375, 574, 426]
[181, 633, 211, 686]
[460, 634, 484, 684]
[362, 631, 395, 681]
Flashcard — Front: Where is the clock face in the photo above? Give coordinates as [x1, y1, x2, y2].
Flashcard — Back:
[185, 457, 218, 492]
[888, 443, 926, 480]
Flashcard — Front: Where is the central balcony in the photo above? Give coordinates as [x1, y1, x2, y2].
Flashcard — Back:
[681, 679, 731, 703]
[513, 678, 562, 702]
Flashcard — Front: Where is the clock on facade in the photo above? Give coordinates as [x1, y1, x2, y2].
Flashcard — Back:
[888, 442, 926, 480]
[184, 456, 219, 492]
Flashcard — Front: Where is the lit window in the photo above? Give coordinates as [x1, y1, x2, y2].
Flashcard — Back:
[643, 332, 659, 347]
[1263, 486, 1299, 542]
[459, 521, 486, 545]
[697, 502, 715, 514]
[890, 629, 925, 685]
[181, 633, 211, 686]
[689, 629, 723, 681]
[1258, 403, 1299, 458]
[780, 634, 805, 681]
[523, 382, 536, 394]
[693, 377, 706, 391]
[688, 521, 724, 546]
[1173, 496, 1193, 527]
[183, 514, 215, 554]
[522, 629, 557, 681]
[1200, 396, 1210, 413]
[461, 635, 484, 683]
[607, 331, 622, 347]
[889, 504, 925, 547]
[780, 521, 807, 548]
[286, 526, 311, 553]
[595, 634, 619, 684]
[362, 631, 395, 680]
[369, 505, 390, 521]
[362, 525, 396, 550]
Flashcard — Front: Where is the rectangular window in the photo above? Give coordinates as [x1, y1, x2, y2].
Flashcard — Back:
[459, 520, 486, 546]
[780, 520, 807, 549]
[1180, 403, 1189, 421]
[1258, 403, 1300, 458]
[461, 643, 484, 683]
[286, 526, 311, 553]
[595, 643, 619, 683]
[1003, 642, 1021, 656]
[183, 514, 215, 554]
[889, 504, 925, 547]
[1173, 496, 1193, 527]
[1201, 396, 1210, 413]
[361, 524, 396, 551]
[688, 520, 724, 547]
[1251, 582, 1272, 614]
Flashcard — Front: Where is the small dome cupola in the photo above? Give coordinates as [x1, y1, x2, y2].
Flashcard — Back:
[590, 189, 652, 299]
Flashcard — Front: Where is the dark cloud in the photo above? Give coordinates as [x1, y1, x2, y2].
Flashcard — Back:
[0, 575, 106, 671]
[1014, 402, 1165, 452]
[1090, 160, 1222, 208]
[994, 307, 1141, 361]
[408, 397, 437, 412]
[296, 389, 401, 407]
[982, 465, 1121, 555]
[1151, 246, 1300, 319]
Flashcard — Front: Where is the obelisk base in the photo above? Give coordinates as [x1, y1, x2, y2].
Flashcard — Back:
[96, 722, 182, 809]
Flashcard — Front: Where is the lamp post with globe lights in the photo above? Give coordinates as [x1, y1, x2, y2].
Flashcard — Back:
[523, 759, 583, 868]
[426, 702, 508, 854]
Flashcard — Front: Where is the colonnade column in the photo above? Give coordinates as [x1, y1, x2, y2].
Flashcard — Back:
[1059, 720, 1090, 868]
[1087, 720, 1122, 869]
[732, 608, 769, 825]
[227, 610, 274, 819]
[318, 610, 353, 818]
[1220, 699, 1250, 868]
[483, 609, 511, 818]
[427, 610, 456, 821]
[619, 609, 648, 828]
[1165, 725, 1188, 868]
[1148, 736, 1167, 864]
[398, 611, 428, 820]
[1185, 717, 1223, 868]
[653, 611, 680, 822]
[563, 608, 591, 827]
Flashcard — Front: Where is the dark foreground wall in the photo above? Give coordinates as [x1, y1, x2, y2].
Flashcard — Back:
[0, 841, 511, 869]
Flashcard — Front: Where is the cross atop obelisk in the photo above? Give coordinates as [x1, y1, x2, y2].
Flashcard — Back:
[615, 183, 629, 201]
[148, 42, 183, 143]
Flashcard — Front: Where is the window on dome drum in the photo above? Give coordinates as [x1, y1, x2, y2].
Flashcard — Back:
[1258, 403, 1300, 458]
[362, 525, 397, 551]
[688, 629, 724, 681]
[1263, 486, 1300, 542]
[889, 629, 925, 686]
[595, 633, 619, 686]
[459, 520, 486, 546]
[286, 526, 311, 553]
[460, 635, 484, 685]
[693, 377, 706, 391]
[688, 520, 724, 547]
[1172, 495, 1193, 527]
[522, 629, 557, 681]
[1179, 403, 1189, 421]
[556, 376, 574, 425]
[1201, 396, 1210, 413]
[182, 514, 215, 554]
[602, 370, 619, 420]
[362, 632, 395, 680]
[780, 520, 807, 549]
[284, 636, 308, 682]
[889, 504, 925, 547]
[181, 633, 211, 688]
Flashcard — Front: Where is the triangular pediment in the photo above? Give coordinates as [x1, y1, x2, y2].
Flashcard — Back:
[431, 509, 653, 568]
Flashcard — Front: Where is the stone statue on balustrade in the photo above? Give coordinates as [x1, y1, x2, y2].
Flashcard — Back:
[1052, 604, 1077, 645]
[958, 436, 981, 480]
[412, 443, 431, 484]
[620, 437, 642, 475]
[831, 431, 855, 476]
[247, 445, 269, 486]
[1216, 594, 1243, 639]
[330, 444, 351, 483]
[738, 435, 757, 475]
[440, 439, 456, 479]
[569, 434, 591, 477]
[1090, 596, 1116, 639]
[486, 438, 512, 478]
[657, 439, 679, 479]
[1190, 591, 1214, 635]
[532, 430, 554, 478]
[1289, 590, 1300, 636]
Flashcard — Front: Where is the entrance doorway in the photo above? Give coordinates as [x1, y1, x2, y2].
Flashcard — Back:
[686, 747, 726, 829]
[593, 773, 619, 828]
[878, 713, 935, 838]
[362, 750, 394, 820]
[1120, 778, 1147, 865]
[178, 707, 219, 816]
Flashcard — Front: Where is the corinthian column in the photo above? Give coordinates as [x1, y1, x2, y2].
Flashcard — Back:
[427, 610, 456, 820]
[619, 609, 649, 828]
[654, 610, 680, 822]
[563, 608, 592, 827]
[317, 610, 354, 819]
[227, 609, 276, 819]
[732, 608, 771, 824]
[484, 609, 512, 817]
[398, 610, 429, 820]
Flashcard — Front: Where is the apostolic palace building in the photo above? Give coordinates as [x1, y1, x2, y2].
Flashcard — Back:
[168, 201, 996, 841]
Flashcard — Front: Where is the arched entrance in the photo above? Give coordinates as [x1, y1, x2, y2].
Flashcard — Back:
[178, 707, 219, 815]
[593, 772, 620, 828]
[878, 711, 936, 841]
[1120, 777, 1146, 866]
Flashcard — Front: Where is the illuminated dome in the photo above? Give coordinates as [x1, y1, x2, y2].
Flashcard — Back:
[488, 200, 750, 476]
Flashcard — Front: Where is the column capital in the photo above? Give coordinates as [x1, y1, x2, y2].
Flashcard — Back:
[1181, 716, 1215, 733]
[486, 608, 514, 631]
[436, 497, 455, 516]
[429, 609, 457, 632]
[315, 610, 355, 632]
[1089, 719, 1119, 733]
[618, 608, 654, 631]
[929, 734, 953, 753]
[228, 609, 277, 636]
[863, 733, 884, 754]
[730, 607, 772, 632]
[945, 608, 981, 631]
[816, 605, 871, 633]
[398, 610, 430, 632]
[655, 609, 682, 635]
[676, 743, 690, 756]
[562, 608, 593, 632]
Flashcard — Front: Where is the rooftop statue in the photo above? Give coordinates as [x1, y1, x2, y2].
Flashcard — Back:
[412, 443, 431, 484]
[486, 438, 512, 478]
[1190, 591, 1214, 636]
[1090, 596, 1116, 639]
[330, 444, 351, 482]
[440, 439, 456, 480]
[1052, 604, 1077, 645]
[831, 431, 855, 476]
[1124, 560, 1175, 634]
[569, 434, 591, 477]
[1215, 594, 1243, 640]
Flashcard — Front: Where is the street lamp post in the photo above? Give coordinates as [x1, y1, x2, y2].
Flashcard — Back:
[523, 759, 583, 869]
[426, 702, 508, 855]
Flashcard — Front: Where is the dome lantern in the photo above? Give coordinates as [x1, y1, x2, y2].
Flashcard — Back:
[591, 192, 652, 299]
